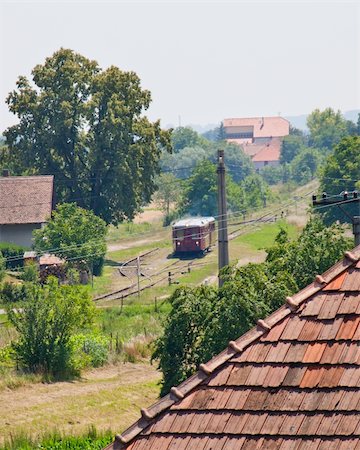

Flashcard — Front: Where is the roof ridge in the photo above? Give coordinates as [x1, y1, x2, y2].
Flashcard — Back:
[106, 246, 360, 449]
[0, 175, 54, 180]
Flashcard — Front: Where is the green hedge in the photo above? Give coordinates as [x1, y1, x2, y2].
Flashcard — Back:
[0, 242, 26, 269]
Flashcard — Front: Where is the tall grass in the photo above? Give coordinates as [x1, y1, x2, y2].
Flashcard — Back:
[1, 426, 113, 450]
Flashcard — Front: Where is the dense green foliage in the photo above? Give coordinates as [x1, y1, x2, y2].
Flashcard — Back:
[152, 286, 218, 393]
[319, 135, 360, 224]
[7, 279, 96, 376]
[179, 160, 272, 217]
[171, 126, 207, 152]
[180, 160, 218, 216]
[154, 172, 182, 220]
[20, 262, 39, 283]
[4, 48, 171, 225]
[154, 218, 351, 394]
[279, 134, 307, 164]
[0, 242, 26, 269]
[161, 131, 253, 182]
[0, 282, 29, 303]
[0, 252, 5, 282]
[307, 108, 354, 151]
[290, 147, 323, 184]
[70, 333, 109, 371]
[34, 203, 107, 275]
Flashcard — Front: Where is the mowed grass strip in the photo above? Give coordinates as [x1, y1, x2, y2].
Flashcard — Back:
[0, 363, 161, 445]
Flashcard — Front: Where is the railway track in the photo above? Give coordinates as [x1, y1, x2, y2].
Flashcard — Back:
[93, 258, 207, 303]
[95, 186, 315, 304]
[117, 248, 159, 277]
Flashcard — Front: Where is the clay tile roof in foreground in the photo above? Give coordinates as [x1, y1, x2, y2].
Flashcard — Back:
[0, 175, 54, 225]
[104, 247, 360, 450]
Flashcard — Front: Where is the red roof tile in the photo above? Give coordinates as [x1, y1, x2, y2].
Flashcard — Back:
[223, 117, 290, 139]
[104, 247, 360, 450]
[252, 140, 281, 163]
[0, 175, 53, 224]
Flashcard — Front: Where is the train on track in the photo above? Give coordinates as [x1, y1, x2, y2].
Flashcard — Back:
[172, 217, 216, 255]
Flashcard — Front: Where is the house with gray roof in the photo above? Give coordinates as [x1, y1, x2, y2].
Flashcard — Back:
[0, 172, 54, 247]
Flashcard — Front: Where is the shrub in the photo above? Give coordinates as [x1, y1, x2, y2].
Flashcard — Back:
[7, 278, 96, 377]
[0, 242, 26, 269]
[0, 345, 14, 366]
[70, 333, 109, 371]
[0, 282, 29, 303]
[20, 262, 39, 282]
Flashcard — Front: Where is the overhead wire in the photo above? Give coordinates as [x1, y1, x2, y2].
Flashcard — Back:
[2, 187, 316, 264]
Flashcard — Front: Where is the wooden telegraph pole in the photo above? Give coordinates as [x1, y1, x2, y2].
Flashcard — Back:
[217, 149, 229, 287]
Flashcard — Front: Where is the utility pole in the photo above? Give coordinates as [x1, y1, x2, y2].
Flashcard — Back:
[137, 256, 141, 299]
[312, 191, 360, 246]
[217, 149, 229, 287]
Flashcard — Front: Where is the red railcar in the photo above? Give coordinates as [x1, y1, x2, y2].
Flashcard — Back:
[172, 217, 216, 255]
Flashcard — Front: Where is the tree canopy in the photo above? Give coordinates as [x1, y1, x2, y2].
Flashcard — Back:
[319, 136, 360, 224]
[280, 135, 306, 164]
[5, 48, 171, 225]
[307, 108, 350, 151]
[171, 127, 207, 152]
[33, 203, 107, 275]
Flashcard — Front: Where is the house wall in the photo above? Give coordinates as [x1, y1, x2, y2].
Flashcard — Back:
[254, 160, 280, 171]
[253, 137, 272, 144]
[0, 223, 42, 248]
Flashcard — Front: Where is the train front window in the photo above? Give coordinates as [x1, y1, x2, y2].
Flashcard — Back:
[175, 229, 184, 241]
[191, 227, 200, 240]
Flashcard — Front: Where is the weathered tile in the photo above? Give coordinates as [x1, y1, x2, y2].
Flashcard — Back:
[323, 272, 347, 291]
[302, 342, 326, 363]
[300, 367, 324, 388]
[336, 316, 360, 340]
[300, 293, 326, 317]
[317, 293, 344, 319]
[261, 316, 290, 342]
[338, 293, 360, 315]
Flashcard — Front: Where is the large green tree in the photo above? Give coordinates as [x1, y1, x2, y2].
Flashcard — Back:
[171, 126, 207, 152]
[5, 48, 171, 225]
[280, 135, 306, 164]
[154, 173, 182, 216]
[181, 160, 218, 216]
[290, 147, 323, 184]
[307, 108, 349, 151]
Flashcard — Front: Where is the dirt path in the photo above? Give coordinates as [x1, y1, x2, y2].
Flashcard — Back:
[0, 363, 161, 443]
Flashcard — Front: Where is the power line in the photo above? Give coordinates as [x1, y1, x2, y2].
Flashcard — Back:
[2, 189, 315, 264]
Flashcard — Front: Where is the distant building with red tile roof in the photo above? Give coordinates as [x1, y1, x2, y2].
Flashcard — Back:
[223, 116, 289, 169]
[0, 173, 54, 247]
[104, 246, 360, 449]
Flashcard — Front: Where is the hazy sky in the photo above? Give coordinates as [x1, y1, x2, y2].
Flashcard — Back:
[0, 0, 359, 130]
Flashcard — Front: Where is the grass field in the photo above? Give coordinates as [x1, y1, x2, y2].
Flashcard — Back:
[0, 209, 305, 447]
[0, 363, 161, 446]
